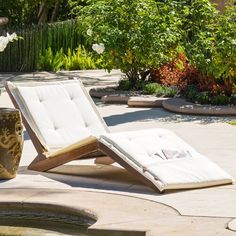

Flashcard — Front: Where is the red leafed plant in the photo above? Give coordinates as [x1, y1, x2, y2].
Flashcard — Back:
[150, 53, 196, 91]
[150, 53, 232, 96]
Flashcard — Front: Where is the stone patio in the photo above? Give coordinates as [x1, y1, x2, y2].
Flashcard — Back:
[0, 70, 235, 235]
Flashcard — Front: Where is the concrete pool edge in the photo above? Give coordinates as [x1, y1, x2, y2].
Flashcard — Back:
[0, 188, 235, 236]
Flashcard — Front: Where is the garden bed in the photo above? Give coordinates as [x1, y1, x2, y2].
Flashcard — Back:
[90, 86, 236, 116]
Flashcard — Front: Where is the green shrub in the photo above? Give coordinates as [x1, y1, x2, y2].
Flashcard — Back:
[64, 47, 96, 70]
[184, 85, 232, 105]
[154, 86, 167, 97]
[118, 78, 147, 91]
[38, 47, 64, 72]
[154, 86, 177, 98]
[143, 83, 160, 94]
[211, 94, 230, 105]
[144, 83, 177, 97]
[38, 46, 98, 71]
[184, 85, 199, 102]
[184, 1, 236, 96]
[185, 87, 211, 104]
[163, 86, 177, 98]
[77, 0, 183, 87]
[118, 79, 132, 91]
[134, 80, 147, 91]
[196, 91, 210, 104]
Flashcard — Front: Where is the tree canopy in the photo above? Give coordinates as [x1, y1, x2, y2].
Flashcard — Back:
[0, 0, 87, 27]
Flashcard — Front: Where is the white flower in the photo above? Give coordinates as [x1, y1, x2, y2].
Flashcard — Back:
[92, 43, 105, 54]
[0, 36, 9, 52]
[0, 33, 18, 52]
[86, 29, 93, 36]
[7, 32, 17, 42]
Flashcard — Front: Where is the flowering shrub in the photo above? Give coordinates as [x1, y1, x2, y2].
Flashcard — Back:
[77, 0, 183, 87]
[0, 33, 18, 52]
[92, 43, 105, 54]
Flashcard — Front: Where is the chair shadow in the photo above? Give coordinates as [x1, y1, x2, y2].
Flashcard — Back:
[23, 131, 30, 141]
[16, 164, 163, 195]
[101, 106, 236, 126]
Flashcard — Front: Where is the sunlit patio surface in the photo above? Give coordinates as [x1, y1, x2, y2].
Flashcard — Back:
[0, 70, 236, 235]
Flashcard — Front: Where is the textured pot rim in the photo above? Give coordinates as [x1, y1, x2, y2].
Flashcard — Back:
[0, 108, 19, 113]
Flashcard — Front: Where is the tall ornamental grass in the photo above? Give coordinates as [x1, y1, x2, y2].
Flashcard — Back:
[0, 20, 80, 72]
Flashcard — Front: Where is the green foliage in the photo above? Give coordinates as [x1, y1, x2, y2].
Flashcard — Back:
[118, 78, 147, 91]
[38, 47, 64, 71]
[0, 20, 79, 71]
[64, 47, 96, 70]
[184, 85, 199, 102]
[196, 91, 210, 104]
[144, 83, 177, 97]
[185, 86, 211, 104]
[118, 79, 132, 91]
[0, 0, 38, 26]
[134, 80, 147, 91]
[77, 0, 183, 85]
[211, 94, 230, 105]
[185, 85, 232, 105]
[38, 46, 97, 71]
[144, 83, 160, 95]
[183, 1, 236, 96]
[118, 79, 177, 97]
[227, 120, 236, 125]
[163, 86, 178, 98]
[0, 0, 87, 26]
[67, 0, 88, 17]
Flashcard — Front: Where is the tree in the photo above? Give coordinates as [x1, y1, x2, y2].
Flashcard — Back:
[78, 0, 183, 86]
[0, 0, 87, 26]
[183, 0, 236, 96]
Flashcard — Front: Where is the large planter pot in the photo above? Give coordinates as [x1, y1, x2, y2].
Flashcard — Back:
[0, 108, 24, 179]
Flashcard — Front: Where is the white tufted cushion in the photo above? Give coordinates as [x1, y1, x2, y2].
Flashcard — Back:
[17, 81, 108, 150]
[100, 128, 233, 191]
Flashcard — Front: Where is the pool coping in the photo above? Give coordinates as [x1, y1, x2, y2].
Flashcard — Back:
[0, 188, 235, 236]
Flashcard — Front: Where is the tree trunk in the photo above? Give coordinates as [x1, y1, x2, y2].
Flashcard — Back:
[50, 2, 59, 22]
[224, 78, 233, 97]
[211, 0, 227, 11]
[38, 1, 49, 24]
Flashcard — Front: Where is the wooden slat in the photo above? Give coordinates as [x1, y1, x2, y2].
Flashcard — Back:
[28, 137, 100, 172]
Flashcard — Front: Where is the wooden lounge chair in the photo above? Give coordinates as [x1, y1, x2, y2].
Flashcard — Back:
[5, 79, 234, 192]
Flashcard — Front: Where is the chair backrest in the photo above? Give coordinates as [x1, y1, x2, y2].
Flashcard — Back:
[6, 79, 109, 152]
